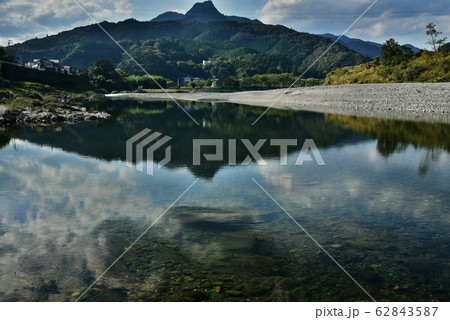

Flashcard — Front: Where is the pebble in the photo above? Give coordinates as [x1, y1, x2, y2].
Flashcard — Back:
[225, 290, 243, 297]
[199, 280, 212, 288]
[191, 273, 207, 279]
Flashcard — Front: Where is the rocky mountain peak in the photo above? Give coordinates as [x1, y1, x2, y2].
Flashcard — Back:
[184, 1, 227, 22]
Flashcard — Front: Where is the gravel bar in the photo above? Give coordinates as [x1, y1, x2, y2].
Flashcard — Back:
[107, 83, 450, 124]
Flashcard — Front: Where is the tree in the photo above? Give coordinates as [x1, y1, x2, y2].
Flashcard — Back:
[89, 59, 131, 92]
[210, 62, 236, 78]
[373, 56, 380, 67]
[426, 22, 447, 52]
[381, 39, 402, 65]
[0, 46, 7, 60]
[91, 59, 116, 77]
[218, 76, 240, 90]
[0, 46, 13, 62]
[381, 39, 413, 66]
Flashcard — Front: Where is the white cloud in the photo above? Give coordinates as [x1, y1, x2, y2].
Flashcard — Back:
[0, 0, 134, 44]
[258, 0, 450, 46]
[0, 141, 168, 299]
[168, 8, 186, 14]
[0, 0, 133, 25]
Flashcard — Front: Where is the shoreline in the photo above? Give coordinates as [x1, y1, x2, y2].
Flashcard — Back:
[0, 92, 110, 126]
[0, 105, 110, 126]
[107, 83, 450, 124]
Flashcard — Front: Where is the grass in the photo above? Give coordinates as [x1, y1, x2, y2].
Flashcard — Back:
[0, 80, 87, 111]
[325, 52, 450, 85]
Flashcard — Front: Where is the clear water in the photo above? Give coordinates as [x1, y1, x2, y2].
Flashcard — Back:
[0, 100, 449, 302]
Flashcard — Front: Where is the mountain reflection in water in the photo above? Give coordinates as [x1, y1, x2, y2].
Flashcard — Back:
[0, 100, 448, 301]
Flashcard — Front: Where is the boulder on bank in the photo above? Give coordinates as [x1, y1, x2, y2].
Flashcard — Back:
[0, 105, 7, 117]
[0, 106, 110, 126]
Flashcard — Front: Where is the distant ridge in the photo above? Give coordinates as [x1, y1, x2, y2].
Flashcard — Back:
[151, 11, 184, 23]
[322, 33, 420, 58]
[151, 1, 262, 24]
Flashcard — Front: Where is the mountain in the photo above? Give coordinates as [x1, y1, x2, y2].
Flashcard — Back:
[184, 0, 227, 22]
[404, 44, 420, 53]
[440, 43, 450, 53]
[151, 1, 262, 24]
[322, 34, 382, 58]
[322, 33, 420, 58]
[151, 11, 184, 23]
[8, 1, 369, 80]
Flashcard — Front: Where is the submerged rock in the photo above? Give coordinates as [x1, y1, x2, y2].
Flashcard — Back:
[225, 290, 242, 297]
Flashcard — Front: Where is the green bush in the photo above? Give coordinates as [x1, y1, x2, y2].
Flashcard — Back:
[326, 35, 449, 85]
[405, 63, 426, 81]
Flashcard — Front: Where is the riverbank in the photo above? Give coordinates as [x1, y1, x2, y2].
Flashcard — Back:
[107, 83, 450, 124]
[0, 82, 109, 126]
[0, 104, 109, 126]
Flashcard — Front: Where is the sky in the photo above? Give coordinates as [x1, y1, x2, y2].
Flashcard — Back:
[0, 0, 449, 48]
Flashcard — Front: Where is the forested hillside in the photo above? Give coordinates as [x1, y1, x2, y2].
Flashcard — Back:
[9, 20, 368, 80]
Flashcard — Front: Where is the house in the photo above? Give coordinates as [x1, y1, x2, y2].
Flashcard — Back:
[25, 58, 82, 75]
[29, 59, 61, 72]
[183, 76, 205, 84]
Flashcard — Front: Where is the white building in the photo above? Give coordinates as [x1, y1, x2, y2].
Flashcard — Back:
[25, 58, 81, 75]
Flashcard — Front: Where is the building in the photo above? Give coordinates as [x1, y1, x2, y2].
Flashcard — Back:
[183, 76, 205, 84]
[28, 59, 61, 72]
[25, 58, 81, 75]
